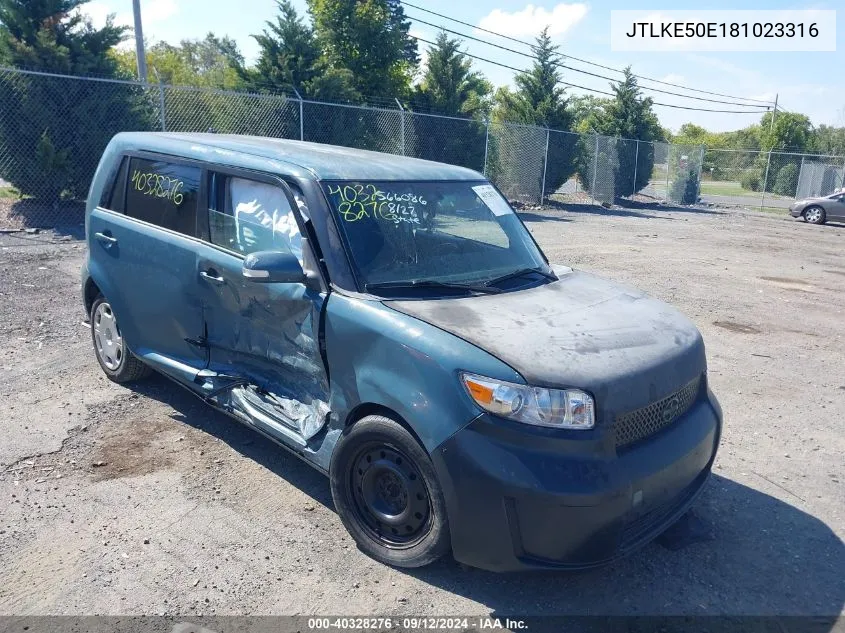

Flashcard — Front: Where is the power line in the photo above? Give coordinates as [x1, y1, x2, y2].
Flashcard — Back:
[402, 1, 775, 106]
[411, 34, 770, 114]
[407, 13, 769, 108]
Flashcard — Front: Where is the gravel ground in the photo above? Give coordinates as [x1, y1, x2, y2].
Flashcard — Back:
[0, 205, 843, 617]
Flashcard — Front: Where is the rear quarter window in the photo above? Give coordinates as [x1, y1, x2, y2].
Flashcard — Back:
[99, 156, 129, 213]
[125, 157, 201, 236]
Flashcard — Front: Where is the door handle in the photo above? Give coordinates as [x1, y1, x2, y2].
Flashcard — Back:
[94, 232, 117, 246]
[200, 270, 225, 284]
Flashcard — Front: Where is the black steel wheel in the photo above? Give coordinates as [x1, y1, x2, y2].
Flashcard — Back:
[350, 443, 431, 547]
[330, 415, 450, 567]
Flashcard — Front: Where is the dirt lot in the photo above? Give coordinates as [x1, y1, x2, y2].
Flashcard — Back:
[0, 205, 843, 617]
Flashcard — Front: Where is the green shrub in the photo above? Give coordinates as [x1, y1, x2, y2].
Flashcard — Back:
[669, 167, 699, 204]
[740, 170, 761, 192]
[773, 163, 799, 197]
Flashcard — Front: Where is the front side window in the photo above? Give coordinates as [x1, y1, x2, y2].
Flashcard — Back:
[322, 180, 549, 292]
[207, 175, 303, 263]
[125, 157, 200, 236]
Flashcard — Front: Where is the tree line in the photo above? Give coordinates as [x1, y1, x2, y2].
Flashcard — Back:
[671, 116, 845, 196]
[1, 0, 841, 203]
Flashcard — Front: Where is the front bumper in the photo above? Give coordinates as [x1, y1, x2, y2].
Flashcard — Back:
[789, 205, 803, 217]
[431, 387, 722, 572]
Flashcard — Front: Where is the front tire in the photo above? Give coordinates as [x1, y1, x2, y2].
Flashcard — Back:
[803, 206, 826, 225]
[330, 415, 450, 568]
[90, 295, 151, 383]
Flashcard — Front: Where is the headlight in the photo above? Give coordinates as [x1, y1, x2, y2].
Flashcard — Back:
[460, 372, 594, 429]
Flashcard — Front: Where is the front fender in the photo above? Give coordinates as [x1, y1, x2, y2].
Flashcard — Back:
[323, 293, 522, 454]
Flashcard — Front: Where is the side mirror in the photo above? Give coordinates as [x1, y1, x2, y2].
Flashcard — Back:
[242, 250, 306, 284]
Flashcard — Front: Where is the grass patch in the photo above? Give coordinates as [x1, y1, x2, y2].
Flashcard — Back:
[0, 186, 21, 199]
[700, 180, 757, 197]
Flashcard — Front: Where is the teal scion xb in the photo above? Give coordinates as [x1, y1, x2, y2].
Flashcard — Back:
[82, 132, 722, 571]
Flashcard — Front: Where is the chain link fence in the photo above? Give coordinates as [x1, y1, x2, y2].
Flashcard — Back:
[1, 66, 843, 230]
[702, 148, 845, 211]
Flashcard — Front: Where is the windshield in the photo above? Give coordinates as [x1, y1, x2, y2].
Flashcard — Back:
[322, 180, 550, 292]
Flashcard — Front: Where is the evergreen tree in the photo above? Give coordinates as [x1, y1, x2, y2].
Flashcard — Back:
[493, 27, 574, 195]
[242, 0, 358, 102]
[590, 68, 662, 140]
[0, 0, 124, 75]
[0, 0, 150, 202]
[244, 0, 321, 94]
[583, 67, 663, 198]
[414, 32, 490, 117]
[409, 32, 490, 170]
[494, 28, 570, 129]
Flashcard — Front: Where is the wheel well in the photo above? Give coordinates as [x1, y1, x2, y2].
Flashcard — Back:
[344, 403, 426, 450]
[83, 279, 102, 316]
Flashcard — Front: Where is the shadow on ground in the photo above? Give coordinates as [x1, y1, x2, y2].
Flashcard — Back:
[132, 375, 845, 618]
[133, 375, 334, 508]
[0, 198, 85, 238]
[532, 198, 727, 221]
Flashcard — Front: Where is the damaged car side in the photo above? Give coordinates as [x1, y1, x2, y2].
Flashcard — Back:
[83, 133, 722, 571]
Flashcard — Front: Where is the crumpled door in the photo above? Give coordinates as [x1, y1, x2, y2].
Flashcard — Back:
[197, 173, 330, 443]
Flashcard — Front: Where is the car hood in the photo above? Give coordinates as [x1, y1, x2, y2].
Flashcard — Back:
[384, 267, 707, 419]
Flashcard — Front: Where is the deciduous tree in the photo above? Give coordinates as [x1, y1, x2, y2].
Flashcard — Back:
[307, 0, 417, 100]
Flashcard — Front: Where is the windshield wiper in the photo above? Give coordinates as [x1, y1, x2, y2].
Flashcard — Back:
[365, 279, 503, 295]
[484, 266, 557, 287]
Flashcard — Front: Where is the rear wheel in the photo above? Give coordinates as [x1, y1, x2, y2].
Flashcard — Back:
[803, 206, 826, 225]
[90, 295, 151, 383]
[330, 415, 450, 568]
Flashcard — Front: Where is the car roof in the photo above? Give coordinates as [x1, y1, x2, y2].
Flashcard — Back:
[111, 132, 485, 182]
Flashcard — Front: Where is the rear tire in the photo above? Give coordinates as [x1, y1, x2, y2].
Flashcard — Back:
[330, 415, 450, 568]
[90, 295, 151, 383]
[803, 206, 826, 225]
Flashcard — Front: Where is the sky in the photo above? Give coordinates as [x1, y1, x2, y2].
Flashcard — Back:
[81, 0, 845, 133]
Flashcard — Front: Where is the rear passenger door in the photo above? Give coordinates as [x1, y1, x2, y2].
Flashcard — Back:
[87, 154, 207, 383]
[194, 169, 330, 445]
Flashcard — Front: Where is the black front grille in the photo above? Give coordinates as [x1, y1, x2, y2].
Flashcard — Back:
[614, 376, 701, 449]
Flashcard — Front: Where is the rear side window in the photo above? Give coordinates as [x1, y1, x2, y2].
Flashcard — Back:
[99, 156, 129, 212]
[125, 157, 200, 236]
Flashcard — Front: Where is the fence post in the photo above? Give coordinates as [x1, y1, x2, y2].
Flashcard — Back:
[696, 145, 705, 202]
[665, 146, 670, 202]
[395, 98, 405, 156]
[540, 128, 550, 204]
[796, 155, 805, 198]
[151, 67, 166, 131]
[591, 133, 599, 204]
[761, 150, 773, 211]
[632, 140, 639, 197]
[483, 119, 490, 177]
[836, 156, 845, 189]
[292, 88, 304, 141]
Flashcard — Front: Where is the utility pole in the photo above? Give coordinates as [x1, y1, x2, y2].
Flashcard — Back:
[133, 0, 148, 83]
[769, 93, 778, 133]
